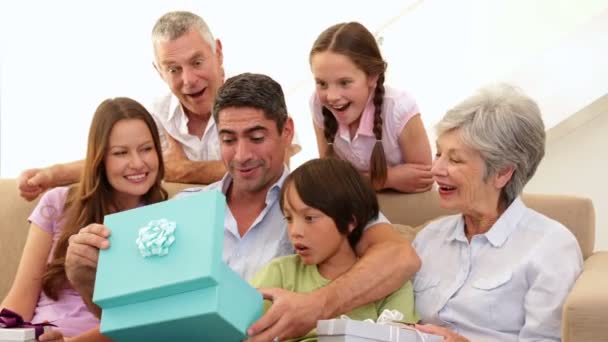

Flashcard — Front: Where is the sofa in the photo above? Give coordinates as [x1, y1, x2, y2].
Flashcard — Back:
[1, 178, 607, 341]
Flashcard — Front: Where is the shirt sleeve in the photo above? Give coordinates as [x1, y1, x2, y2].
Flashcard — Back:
[389, 89, 420, 135]
[377, 280, 420, 324]
[363, 211, 391, 232]
[309, 92, 324, 128]
[518, 229, 583, 341]
[27, 187, 68, 235]
[146, 98, 170, 154]
[249, 260, 285, 314]
[154, 116, 170, 154]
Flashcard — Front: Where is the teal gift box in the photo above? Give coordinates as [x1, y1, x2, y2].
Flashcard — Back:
[93, 190, 262, 341]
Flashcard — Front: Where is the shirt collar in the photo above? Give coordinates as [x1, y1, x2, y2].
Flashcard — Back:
[337, 92, 376, 140]
[447, 215, 468, 243]
[484, 196, 526, 247]
[167, 94, 183, 122]
[446, 196, 526, 247]
[168, 94, 217, 135]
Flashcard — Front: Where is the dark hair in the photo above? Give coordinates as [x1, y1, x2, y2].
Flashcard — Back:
[42, 97, 168, 300]
[212, 73, 288, 132]
[310, 22, 388, 189]
[280, 158, 379, 249]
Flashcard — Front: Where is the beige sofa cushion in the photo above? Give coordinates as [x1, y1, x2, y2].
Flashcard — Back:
[521, 194, 595, 259]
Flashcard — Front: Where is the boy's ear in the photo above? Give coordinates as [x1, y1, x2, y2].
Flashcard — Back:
[347, 217, 358, 233]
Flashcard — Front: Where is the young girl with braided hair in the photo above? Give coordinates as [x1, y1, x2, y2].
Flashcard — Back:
[309, 22, 433, 192]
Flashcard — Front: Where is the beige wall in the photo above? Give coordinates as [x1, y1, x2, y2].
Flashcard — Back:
[526, 95, 608, 251]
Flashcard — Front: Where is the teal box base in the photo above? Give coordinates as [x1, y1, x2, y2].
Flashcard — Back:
[94, 191, 262, 340]
[100, 264, 262, 341]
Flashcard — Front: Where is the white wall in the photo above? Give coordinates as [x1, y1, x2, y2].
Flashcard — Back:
[1, 0, 608, 177]
[526, 95, 608, 251]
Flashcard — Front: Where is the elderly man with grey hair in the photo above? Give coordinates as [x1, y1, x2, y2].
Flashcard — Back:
[17, 10, 300, 200]
[412, 84, 582, 341]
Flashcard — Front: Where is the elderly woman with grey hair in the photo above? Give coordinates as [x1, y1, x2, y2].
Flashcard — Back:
[412, 84, 583, 342]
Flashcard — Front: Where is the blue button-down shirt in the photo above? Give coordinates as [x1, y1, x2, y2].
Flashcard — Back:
[413, 197, 583, 341]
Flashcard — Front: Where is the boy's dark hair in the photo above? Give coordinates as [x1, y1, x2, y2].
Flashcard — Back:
[280, 158, 379, 249]
[212, 72, 288, 132]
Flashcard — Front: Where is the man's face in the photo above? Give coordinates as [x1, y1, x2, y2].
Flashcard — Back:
[154, 29, 223, 118]
[217, 107, 293, 195]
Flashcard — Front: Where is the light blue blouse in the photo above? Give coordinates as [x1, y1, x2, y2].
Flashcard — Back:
[413, 197, 583, 341]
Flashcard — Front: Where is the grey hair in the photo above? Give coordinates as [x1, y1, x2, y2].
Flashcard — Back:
[151, 11, 215, 55]
[436, 83, 546, 204]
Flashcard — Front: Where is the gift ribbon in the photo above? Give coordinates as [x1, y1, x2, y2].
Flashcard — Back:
[136, 218, 177, 257]
[377, 309, 404, 324]
[337, 310, 428, 342]
[326, 319, 336, 335]
[389, 325, 400, 340]
[0, 308, 57, 339]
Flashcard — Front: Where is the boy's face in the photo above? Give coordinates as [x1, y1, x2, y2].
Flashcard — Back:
[282, 183, 356, 276]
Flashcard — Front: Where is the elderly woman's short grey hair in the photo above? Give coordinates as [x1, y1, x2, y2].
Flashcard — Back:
[152, 11, 216, 55]
[436, 84, 546, 204]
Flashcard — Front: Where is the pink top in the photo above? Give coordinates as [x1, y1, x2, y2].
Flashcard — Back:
[311, 85, 420, 171]
[27, 187, 99, 337]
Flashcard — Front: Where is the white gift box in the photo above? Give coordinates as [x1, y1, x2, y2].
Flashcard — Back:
[0, 327, 45, 342]
[317, 319, 443, 342]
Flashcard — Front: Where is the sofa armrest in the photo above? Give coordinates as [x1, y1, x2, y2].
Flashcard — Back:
[562, 251, 608, 342]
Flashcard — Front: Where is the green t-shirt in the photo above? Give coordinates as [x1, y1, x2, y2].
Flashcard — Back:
[249, 255, 420, 342]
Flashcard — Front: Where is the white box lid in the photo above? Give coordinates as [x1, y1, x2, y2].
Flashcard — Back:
[317, 319, 443, 342]
[0, 327, 37, 341]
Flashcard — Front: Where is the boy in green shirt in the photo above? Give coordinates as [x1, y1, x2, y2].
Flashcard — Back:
[250, 158, 419, 341]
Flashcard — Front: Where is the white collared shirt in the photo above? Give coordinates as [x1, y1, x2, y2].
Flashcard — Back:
[148, 93, 221, 161]
[413, 197, 583, 341]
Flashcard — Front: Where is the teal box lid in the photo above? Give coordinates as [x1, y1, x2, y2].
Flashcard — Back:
[93, 190, 225, 308]
[99, 263, 263, 341]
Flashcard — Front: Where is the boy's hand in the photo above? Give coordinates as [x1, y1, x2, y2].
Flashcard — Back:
[245, 288, 326, 342]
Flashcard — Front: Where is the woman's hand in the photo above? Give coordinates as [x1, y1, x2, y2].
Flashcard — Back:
[65, 223, 110, 318]
[415, 323, 470, 342]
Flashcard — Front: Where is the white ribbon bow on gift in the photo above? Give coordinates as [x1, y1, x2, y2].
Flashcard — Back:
[135, 218, 177, 257]
[340, 309, 404, 325]
[374, 309, 405, 325]
[339, 309, 428, 342]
